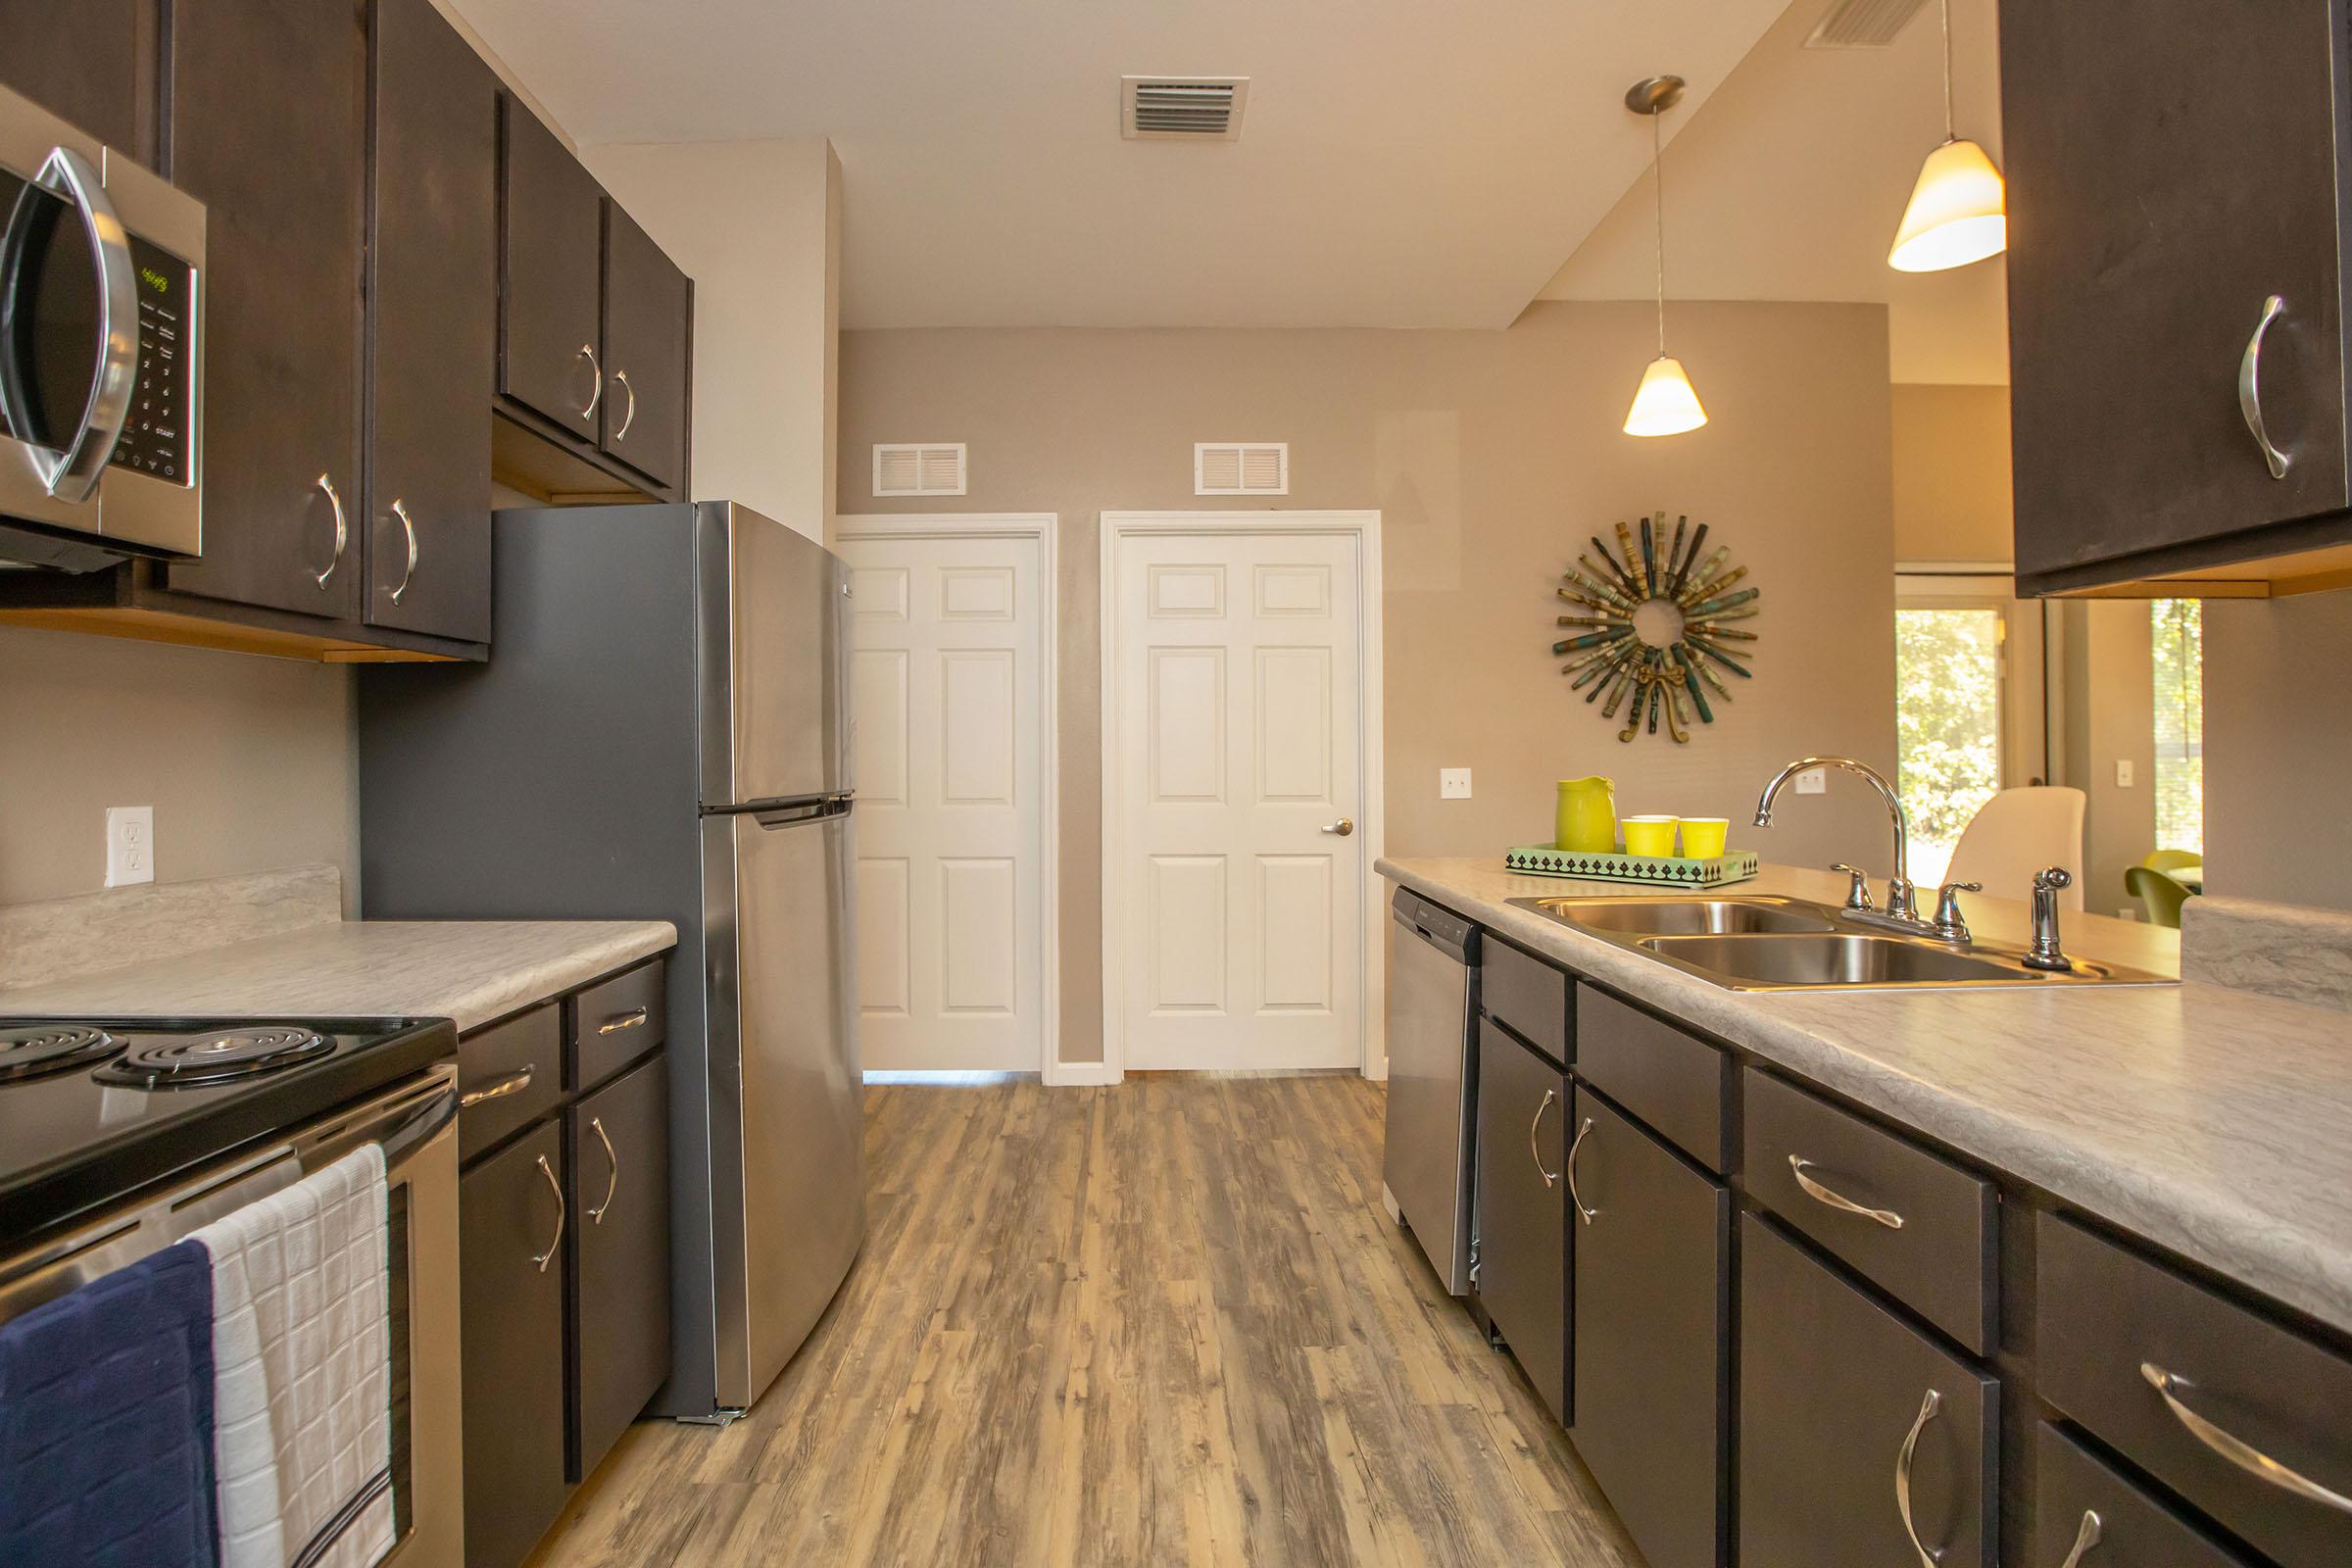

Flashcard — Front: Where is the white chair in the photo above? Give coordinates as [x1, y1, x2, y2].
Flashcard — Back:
[1944, 787, 2086, 910]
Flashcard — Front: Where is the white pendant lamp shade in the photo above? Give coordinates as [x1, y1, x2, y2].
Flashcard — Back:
[1888, 136, 2006, 272]
[1623, 355, 1708, 438]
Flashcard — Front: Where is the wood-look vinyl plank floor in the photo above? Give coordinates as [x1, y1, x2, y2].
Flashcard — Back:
[527, 1074, 1642, 1568]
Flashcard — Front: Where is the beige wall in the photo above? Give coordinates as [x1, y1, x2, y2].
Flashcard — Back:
[1891, 383, 2013, 565]
[0, 627, 356, 908]
[840, 300, 1899, 1063]
[2204, 589, 2352, 912]
[2055, 601, 2158, 917]
[587, 138, 841, 540]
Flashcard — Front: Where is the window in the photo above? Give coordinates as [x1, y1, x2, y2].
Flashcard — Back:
[2151, 599, 2203, 855]
[1894, 606, 2005, 886]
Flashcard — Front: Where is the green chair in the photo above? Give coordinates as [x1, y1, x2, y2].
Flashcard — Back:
[2141, 849, 2203, 875]
[2125, 865, 2193, 929]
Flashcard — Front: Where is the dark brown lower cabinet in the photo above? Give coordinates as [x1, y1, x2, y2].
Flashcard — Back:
[1565, 1087, 1728, 1568]
[459, 1121, 569, 1568]
[2036, 1423, 2254, 1568]
[1739, 1213, 1997, 1568]
[1474, 1018, 1567, 1422]
[569, 1053, 671, 1480]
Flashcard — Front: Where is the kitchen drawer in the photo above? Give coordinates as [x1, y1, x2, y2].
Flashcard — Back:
[2035, 1423, 2254, 1568]
[1482, 938, 1569, 1065]
[568, 960, 664, 1091]
[1575, 986, 1731, 1171]
[458, 1004, 561, 1163]
[1741, 1068, 1995, 1354]
[2038, 1213, 2352, 1568]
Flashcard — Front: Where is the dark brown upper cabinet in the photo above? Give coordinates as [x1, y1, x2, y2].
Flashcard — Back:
[367, 0, 496, 645]
[2002, 0, 2352, 596]
[499, 97, 606, 435]
[599, 201, 689, 491]
[164, 0, 368, 621]
[0, 0, 158, 160]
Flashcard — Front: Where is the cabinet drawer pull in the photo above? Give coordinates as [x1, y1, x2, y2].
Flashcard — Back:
[1895, 1387, 1945, 1567]
[1565, 1114, 1597, 1225]
[577, 343, 603, 421]
[597, 1006, 650, 1035]
[314, 473, 348, 589]
[2139, 1361, 2352, 1515]
[529, 1152, 565, 1272]
[1788, 1154, 1904, 1230]
[612, 368, 636, 440]
[459, 1064, 533, 1108]
[2054, 1510, 2102, 1568]
[1528, 1089, 1558, 1189]
[586, 1115, 620, 1224]
[2237, 294, 2292, 480]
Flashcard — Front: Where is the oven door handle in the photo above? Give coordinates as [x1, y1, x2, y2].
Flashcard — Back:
[0, 146, 138, 503]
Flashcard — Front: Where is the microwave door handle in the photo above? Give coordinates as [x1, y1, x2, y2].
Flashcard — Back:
[8, 148, 137, 503]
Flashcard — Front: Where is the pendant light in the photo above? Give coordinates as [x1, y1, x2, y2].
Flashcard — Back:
[1622, 75, 1706, 439]
[1888, 0, 2006, 272]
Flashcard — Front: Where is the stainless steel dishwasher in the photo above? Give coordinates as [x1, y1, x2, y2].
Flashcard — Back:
[1381, 887, 1482, 1295]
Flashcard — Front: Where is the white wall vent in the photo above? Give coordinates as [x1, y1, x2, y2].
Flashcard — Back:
[1804, 0, 1931, 47]
[872, 443, 967, 497]
[1195, 442, 1288, 496]
[1121, 76, 1250, 141]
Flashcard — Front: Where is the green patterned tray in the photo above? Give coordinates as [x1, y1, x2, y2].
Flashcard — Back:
[1503, 845, 1760, 887]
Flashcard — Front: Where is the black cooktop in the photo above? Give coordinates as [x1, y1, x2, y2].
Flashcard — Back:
[0, 1015, 458, 1250]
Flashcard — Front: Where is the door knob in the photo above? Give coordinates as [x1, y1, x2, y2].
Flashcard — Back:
[1322, 818, 1355, 836]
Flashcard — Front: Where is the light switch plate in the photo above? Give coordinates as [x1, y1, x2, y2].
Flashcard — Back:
[2115, 760, 2134, 787]
[1440, 767, 1472, 800]
[105, 806, 154, 888]
[1795, 767, 1827, 795]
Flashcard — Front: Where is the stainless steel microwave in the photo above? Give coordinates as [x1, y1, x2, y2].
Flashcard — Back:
[0, 83, 204, 571]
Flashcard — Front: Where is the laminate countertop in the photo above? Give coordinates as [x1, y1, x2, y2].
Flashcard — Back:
[0, 918, 677, 1035]
[1379, 856, 2352, 1338]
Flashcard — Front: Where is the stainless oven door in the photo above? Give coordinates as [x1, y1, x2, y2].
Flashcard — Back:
[0, 1064, 463, 1566]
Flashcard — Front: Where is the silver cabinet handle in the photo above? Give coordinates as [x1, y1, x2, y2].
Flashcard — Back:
[1322, 818, 1355, 836]
[2238, 294, 2292, 479]
[1528, 1089, 1558, 1189]
[1565, 1114, 1597, 1225]
[459, 1063, 533, 1108]
[2140, 1361, 2352, 1515]
[1788, 1154, 1905, 1230]
[597, 1006, 649, 1035]
[529, 1152, 565, 1272]
[2055, 1510, 2102, 1568]
[314, 473, 349, 589]
[577, 343, 603, 421]
[586, 1115, 619, 1224]
[612, 368, 636, 440]
[1896, 1388, 1946, 1567]
[0, 146, 136, 502]
[388, 498, 418, 605]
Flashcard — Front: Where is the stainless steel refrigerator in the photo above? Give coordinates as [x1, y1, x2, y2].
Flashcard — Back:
[358, 501, 865, 1421]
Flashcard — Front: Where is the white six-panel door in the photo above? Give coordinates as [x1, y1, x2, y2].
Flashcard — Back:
[1113, 530, 1364, 1070]
[842, 531, 1046, 1071]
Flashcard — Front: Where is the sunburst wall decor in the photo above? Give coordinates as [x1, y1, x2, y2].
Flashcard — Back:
[1552, 511, 1759, 744]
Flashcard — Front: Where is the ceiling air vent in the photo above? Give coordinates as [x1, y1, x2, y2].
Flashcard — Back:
[1195, 442, 1288, 497]
[872, 443, 967, 498]
[1804, 0, 1931, 48]
[1121, 76, 1250, 141]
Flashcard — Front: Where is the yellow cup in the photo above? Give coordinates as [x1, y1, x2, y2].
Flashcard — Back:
[1622, 814, 1680, 858]
[1679, 817, 1729, 859]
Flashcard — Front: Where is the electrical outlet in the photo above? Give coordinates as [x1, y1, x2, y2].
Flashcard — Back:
[1794, 767, 1827, 796]
[105, 806, 154, 888]
[2119, 906, 2139, 921]
[1439, 768, 1472, 800]
[2115, 760, 2135, 787]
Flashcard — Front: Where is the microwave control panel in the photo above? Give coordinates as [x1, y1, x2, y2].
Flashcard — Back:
[108, 236, 194, 485]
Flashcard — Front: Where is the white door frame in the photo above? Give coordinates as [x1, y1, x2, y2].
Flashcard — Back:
[1098, 510, 1386, 1083]
[833, 513, 1064, 1081]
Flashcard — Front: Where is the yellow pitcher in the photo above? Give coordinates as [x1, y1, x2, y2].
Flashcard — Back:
[1554, 776, 1618, 855]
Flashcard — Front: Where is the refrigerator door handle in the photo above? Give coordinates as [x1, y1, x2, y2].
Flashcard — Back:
[750, 796, 853, 829]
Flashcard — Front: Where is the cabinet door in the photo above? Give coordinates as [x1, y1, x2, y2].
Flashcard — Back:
[1739, 1214, 1997, 1568]
[568, 1053, 671, 1482]
[365, 0, 495, 644]
[599, 201, 688, 491]
[460, 1121, 569, 1568]
[1567, 1087, 1729, 1568]
[2002, 0, 2349, 580]
[498, 96, 605, 433]
[1474, 1018, 1567, 1423]
[164, 0, 367, 619]
[0, 0, 155, 157]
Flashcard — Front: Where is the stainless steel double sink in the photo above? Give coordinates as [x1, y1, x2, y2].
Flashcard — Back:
[1504, 894, 2175, 991]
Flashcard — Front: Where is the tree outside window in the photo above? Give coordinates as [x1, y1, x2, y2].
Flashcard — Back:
[2151, 599, 2203, 855]
[1895, 607, 2003, 887]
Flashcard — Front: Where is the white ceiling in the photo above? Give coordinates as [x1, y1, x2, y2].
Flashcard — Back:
[444, 0, 1791, 331]
[1540, 0, 2011, 383]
